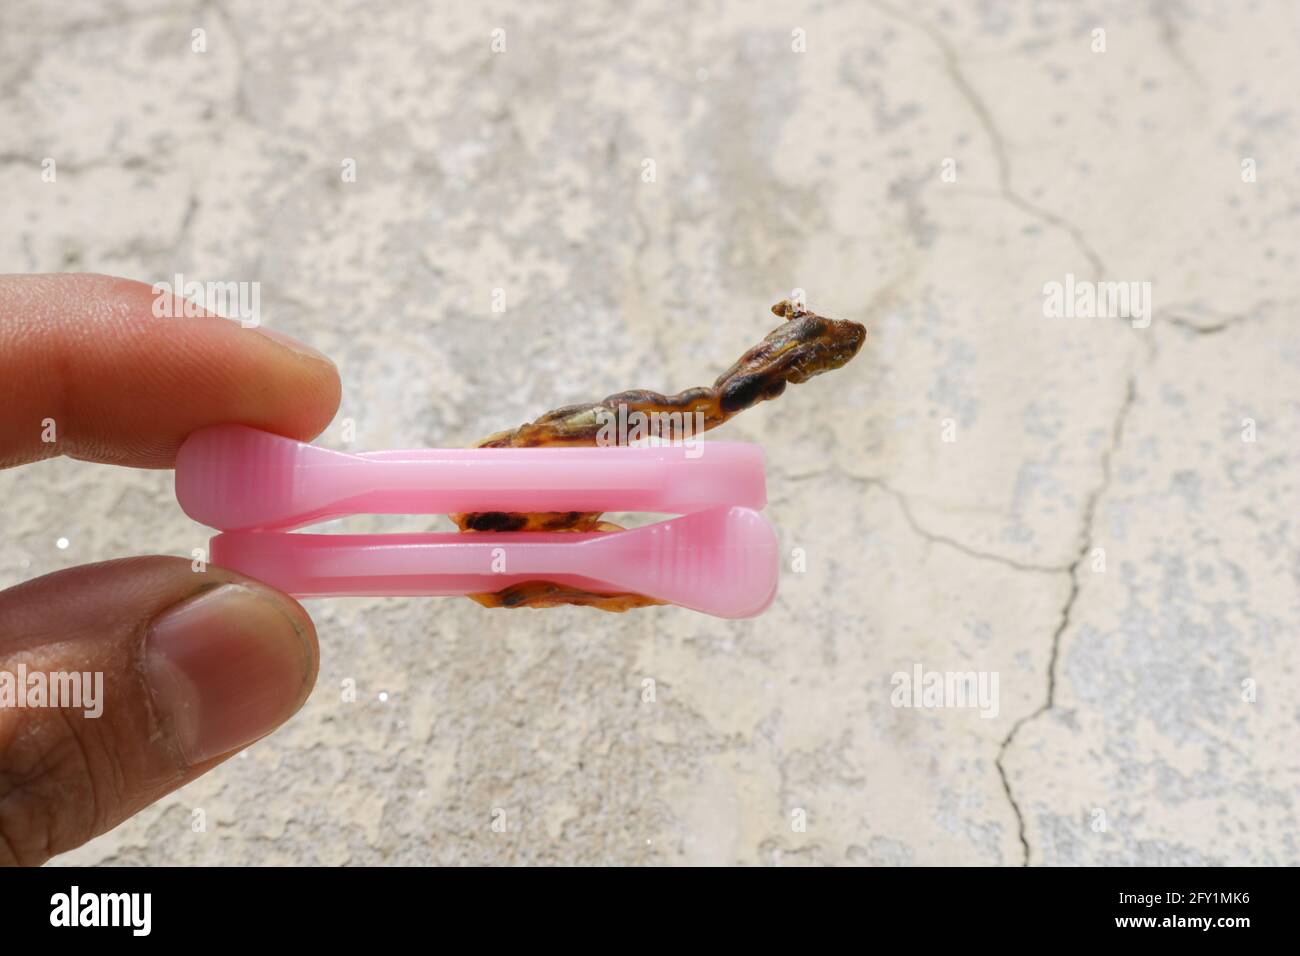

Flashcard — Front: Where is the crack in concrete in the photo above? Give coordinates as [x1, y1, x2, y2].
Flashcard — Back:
[1155, 300, 1278, 337]
[0, 153, 157, 173]
[879, 481, 1067, 575]
[1147, 0, 1206, 90]
[780, 467, 1068, 574]
[203, 0, 252, 124]
[0, 3, 206, 112]
[167, 190, 201, 264]
[97, 188, 200, 268]
[994, 373, 1138, 865]
[870, 0, 1106, 277]
[1166, 314, 1237, 336]
[0, 5, 195, 38]
[792, 381, 1138, 865]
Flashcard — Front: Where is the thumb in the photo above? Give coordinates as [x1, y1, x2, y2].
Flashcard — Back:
[0, 557, 318, 866]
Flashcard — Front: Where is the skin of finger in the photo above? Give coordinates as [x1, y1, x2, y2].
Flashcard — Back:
[0, 557, 319, 865]
[0, 273, 341, 469]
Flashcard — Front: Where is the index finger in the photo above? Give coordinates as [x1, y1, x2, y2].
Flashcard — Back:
[0, 273, 341, 469]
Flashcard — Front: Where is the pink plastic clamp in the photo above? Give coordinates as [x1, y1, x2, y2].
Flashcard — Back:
[176, 425, 780, 618]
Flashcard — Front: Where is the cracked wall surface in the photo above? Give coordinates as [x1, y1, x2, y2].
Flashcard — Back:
[0, 0, 1296, 865]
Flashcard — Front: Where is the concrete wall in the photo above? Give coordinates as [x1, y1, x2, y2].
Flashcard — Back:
[1, 0, 1296, 865]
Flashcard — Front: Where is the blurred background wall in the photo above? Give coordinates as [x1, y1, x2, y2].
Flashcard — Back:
[1, 0, 1296, 864]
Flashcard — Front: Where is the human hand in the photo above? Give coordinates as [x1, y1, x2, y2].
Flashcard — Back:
[0, 273, 340, 865]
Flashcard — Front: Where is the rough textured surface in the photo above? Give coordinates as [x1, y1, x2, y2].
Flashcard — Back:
[1, 0, 1297, 865]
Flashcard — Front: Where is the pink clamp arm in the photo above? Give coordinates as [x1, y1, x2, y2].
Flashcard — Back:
[177, 425, 766, 531]
[209, 506, 779, 619]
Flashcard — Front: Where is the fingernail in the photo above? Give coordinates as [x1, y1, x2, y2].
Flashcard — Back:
[253, 326, 335, 365]
[145, 583, 316, 765]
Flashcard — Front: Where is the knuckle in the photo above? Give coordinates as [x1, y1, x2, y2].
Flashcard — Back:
[0, 706, 114, 866]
